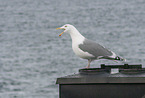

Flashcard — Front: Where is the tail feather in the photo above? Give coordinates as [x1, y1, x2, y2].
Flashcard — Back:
[98, 55, 126, 62]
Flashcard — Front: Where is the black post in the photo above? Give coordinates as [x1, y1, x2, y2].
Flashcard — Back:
[56, 64, 145, 98]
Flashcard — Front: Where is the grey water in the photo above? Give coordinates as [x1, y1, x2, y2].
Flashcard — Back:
[0, 0, 145, 97]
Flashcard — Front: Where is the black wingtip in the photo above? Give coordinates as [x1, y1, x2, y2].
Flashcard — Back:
[115, 56, 126, 62]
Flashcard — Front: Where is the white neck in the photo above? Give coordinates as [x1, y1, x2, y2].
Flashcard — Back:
[69, 28, 85, 44]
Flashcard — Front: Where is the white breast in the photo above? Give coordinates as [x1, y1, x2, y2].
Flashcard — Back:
[72, 39, 94, 59]
[68, 26, 94, 59]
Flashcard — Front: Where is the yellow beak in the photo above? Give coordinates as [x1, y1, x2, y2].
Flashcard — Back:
[56, 27, 65, 36]
[56, 27, 62, 30]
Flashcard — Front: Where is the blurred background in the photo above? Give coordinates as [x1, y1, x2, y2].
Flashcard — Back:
[0, 0, 145, 97]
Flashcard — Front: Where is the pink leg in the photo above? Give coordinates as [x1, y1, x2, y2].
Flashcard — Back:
[85, 59, 92, 68]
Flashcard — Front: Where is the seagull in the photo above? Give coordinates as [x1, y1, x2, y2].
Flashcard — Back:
[56, 24, 125, 68]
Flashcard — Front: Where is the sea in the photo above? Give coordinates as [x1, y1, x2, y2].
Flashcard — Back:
[0, 0, 145, 98]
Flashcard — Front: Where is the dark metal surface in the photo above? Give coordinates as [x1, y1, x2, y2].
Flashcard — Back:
[79, 68, 110, 75]
[56, 64, 145, 98]
[60, 84, 145, 98]
[56, 64, 145, 84]
[101, 64, 142, 69]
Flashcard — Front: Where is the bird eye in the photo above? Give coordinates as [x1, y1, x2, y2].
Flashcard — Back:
[65, 26, 67, 27]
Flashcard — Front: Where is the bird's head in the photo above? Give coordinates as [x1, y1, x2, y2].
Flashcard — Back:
[56, 24, 74, 36]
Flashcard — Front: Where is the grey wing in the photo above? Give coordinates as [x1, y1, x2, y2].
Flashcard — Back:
[79, 39, 113, 58]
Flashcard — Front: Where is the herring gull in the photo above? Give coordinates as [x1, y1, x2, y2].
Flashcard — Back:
[56, 24, 125, 68]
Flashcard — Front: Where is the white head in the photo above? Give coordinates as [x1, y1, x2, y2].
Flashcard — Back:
[56, 24, 75, 36]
